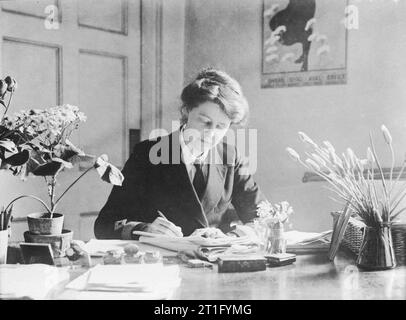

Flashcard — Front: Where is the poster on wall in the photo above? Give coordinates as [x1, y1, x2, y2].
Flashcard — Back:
[262, 0, 348, 88]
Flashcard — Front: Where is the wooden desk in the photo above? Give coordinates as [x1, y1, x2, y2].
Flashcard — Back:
[48, 242, 406, 300]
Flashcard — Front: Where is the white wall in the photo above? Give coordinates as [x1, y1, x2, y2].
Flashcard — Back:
[183, 0, 406, 231]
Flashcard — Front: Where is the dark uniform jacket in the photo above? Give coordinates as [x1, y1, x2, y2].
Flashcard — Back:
[94, 130, 266, 238]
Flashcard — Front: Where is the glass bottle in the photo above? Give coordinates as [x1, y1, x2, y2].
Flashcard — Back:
[267, 222, 286, 255]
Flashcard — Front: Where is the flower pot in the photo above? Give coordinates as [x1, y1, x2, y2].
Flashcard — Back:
[24, 229, 73, 258]
[0, 229, 8, 264]
[27, 212, 64, 235]
[356, 223, 396, 271]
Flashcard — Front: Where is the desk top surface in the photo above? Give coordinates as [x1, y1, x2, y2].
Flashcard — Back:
[48, 242, 406, 300]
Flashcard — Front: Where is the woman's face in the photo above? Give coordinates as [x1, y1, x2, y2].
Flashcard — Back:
[183, 101, 231, 154]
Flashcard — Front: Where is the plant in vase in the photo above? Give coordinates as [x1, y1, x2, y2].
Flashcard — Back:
[255, 200, 294, 254]
[1, 75, 31, 264]
[1, 104, 124, 250]
[286, 126, 401, 270]
[1, 76, 33, 174]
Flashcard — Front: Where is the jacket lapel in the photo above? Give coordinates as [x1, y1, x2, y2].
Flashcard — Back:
[161, 131, 209, 232]
[199, 143, 227, 215]
[157, 130, 228, 234]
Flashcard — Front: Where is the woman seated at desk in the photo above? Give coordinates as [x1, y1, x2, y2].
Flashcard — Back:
[94, 68, 267, 239]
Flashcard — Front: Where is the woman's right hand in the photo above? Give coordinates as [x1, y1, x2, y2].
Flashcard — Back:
[146, 217, 183, 237]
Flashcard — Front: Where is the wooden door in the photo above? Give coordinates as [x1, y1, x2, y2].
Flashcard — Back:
[0, 0, 141, 241]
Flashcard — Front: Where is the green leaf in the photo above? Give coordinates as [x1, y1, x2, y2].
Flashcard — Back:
[95, 154, 124, 186]
[60, 141, 95, 165]
[4, 149, 29, 166]
[0, 139, 18, 153]
[32, 161, 62, 176]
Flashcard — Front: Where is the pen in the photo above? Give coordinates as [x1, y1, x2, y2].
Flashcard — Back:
[157, 210, 168, 221]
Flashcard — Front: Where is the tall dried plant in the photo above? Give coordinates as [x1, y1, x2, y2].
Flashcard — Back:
[286, 125, 405, 227]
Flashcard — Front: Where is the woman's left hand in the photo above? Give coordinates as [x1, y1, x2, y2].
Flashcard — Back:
[191, 227, 228, 238]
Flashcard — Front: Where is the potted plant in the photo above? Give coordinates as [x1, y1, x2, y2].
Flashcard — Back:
[2, 104, 124, 237]
[286, 126, 400, 270]
[1, 75, 32, 263]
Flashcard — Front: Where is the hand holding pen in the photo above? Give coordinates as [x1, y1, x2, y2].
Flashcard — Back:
[146, 210, 183, 237]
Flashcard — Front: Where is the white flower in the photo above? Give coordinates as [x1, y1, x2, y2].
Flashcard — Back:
[305, 158, 321, 171]
[381, 124, 392, 145]
[323, 141, 335, 153]
[286, 147, 300, 162]
[298, 132, 318, 148]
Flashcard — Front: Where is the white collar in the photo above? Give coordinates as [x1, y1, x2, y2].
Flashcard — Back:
[179, 125, 210, 165]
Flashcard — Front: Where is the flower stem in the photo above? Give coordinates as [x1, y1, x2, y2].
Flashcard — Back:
[369, 133, 389, 221]
[53, 166, 94, 212]
[1, 90, 14, 122]
[389, 145, 395, 191]
[49, 175, 56, 218]
[4, 195, 52, 215]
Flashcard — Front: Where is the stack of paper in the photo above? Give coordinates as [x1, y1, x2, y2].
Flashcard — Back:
[135, 230, 257, 258]
[196, 244, 260, 262]
[285, 230, 332, 253]
[66, 263, 181, 300]
[0, 264, 69, 300]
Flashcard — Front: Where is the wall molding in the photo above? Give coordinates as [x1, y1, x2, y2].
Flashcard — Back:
[80, 211, 99, 217]
[303, 167, 406, 183]
[77, 0, 128, 35]
[12, 217, 26, 223]
[155, 0, 163, 130]
[140, 0, 165, 139]
[1, 0, 62, 23]
[2, 36, 63, 105]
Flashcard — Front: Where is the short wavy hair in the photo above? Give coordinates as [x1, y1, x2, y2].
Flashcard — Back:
[180, 68, 249, 126]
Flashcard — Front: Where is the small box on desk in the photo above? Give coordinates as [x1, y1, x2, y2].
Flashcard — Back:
[265, 253, 296, 267]
[217, 256, 267, 273]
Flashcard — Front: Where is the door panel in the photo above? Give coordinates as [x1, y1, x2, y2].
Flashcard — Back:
[2, 0, 58, 19]
[78, 0, 127, 34]
[79, 50, 127, 166]
[0, 0, 140, 241]
[2, 37, 61, 107]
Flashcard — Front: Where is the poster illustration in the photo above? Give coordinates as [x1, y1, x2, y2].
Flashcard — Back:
[262, 0, 348, 88]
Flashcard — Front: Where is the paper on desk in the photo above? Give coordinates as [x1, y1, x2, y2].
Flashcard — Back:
[66, 264, 181, 299]
[284, 230, 332, 254]
[135, 230, 254, 248]
[136, 232, 260, 260]
[0, 264, 69, 300]
[285, 230, 332, 245]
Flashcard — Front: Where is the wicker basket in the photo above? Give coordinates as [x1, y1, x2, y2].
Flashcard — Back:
[331, 211, 406, 265]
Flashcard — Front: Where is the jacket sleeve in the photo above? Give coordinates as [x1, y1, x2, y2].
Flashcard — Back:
[231, 147, 267, 224]
[94, 143, 150, 239]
